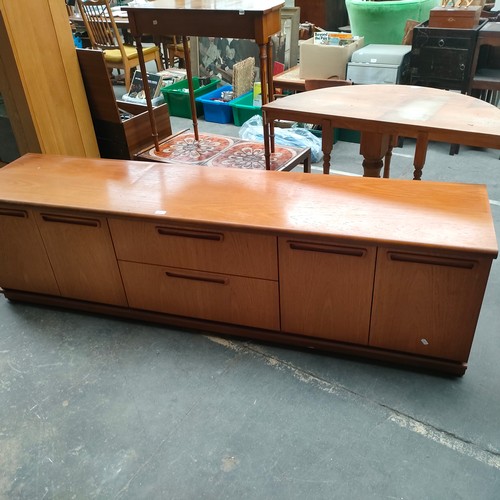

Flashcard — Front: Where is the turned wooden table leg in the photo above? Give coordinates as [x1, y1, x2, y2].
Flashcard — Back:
[321, 119, 334, 174]
[182, 36, 199, 141]
[383, 135, 398, 178]
[413, 133, 429, 181]
[360, 132, 391, 178]
[263, 111, 272, 170]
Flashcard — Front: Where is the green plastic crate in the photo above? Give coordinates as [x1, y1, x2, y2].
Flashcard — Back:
[161, 77, 220, 118]
[338, 128, 361, 144]
[229, 91, 262, 126]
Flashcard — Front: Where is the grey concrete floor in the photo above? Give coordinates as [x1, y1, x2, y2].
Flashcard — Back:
[1, 110, 500, 499]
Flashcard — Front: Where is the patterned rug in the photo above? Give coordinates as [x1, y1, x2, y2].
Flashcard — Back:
[138, 131, 309, 171]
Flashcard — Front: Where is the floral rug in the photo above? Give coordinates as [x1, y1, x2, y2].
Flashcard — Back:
[138, 131, 308, 171]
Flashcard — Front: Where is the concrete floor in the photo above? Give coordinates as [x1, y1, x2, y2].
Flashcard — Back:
[1, 109, 500, 498]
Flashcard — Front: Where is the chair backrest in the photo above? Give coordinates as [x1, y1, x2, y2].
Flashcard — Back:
[304, 79, 353, 92]
[76, 0, 124, 53]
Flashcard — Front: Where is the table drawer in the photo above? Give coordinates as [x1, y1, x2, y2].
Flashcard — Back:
[119, 261, 280, 331]
[109, 218, 277, 280]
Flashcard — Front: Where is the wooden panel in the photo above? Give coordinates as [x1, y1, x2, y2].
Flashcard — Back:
[119, 260, 280, 330]
[122, 105, 172, 157]
[0, 206, 59, 295]
[370, 247, 492, 362]
[76, 48, 122, 124]
[0, 11, 40, 155]
[0, 0, 99, 157]
[33, 210, 127, 306]
[109, 218, 278, 280]
[278, 237, 376, 344]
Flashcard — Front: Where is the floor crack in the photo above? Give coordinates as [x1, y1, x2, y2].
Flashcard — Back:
[206, 336, 500, 471]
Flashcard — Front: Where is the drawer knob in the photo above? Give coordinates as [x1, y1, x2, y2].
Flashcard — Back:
[41, 214, 100, 227]
[156, 226, 223, 241]
[0, 208, 27, 218]
[165, 270, 228, 285]
[438, 39, 445, 48]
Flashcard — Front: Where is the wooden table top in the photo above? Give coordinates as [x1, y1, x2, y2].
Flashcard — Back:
[0, 154, 497, 256]
[124, 0, 284, 13]
[263, 84, 500, 149]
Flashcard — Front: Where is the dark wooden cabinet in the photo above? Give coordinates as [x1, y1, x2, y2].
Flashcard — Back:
[410, 20, 486, 92]
[294, 0, 349, 30]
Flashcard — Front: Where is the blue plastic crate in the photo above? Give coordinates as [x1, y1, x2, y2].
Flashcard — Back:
[195, 85, 234, 124]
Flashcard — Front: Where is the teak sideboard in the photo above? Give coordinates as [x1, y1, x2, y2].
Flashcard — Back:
[0, 154, 497, 375]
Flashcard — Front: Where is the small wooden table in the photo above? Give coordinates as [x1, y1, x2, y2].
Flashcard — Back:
[262, 84, 500, 179]
[124, 0, 284, 148]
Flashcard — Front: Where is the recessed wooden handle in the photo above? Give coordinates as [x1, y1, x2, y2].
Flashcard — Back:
[288, 241, 366, 257]
[0, 208, 28, 218]
[41, 214, 101, 227]
[156, 226, 223, 241]
[388, 252, 475, 269]
[165, 271, 228, 285]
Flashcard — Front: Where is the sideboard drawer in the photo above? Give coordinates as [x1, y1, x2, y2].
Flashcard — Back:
[119, 261, 280, 331]
[109, 218, 277, 280]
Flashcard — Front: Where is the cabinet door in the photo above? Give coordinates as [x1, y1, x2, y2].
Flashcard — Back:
[34, 211, 127, 306]
[119, 261, 280, 331]
[370, 247, 493, 362]
[278, 238, 376, 344]
[0, 206, 59, 295]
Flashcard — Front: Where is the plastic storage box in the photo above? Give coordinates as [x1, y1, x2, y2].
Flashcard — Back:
[346, 44, 412, 84]
[229, 91, 262, 126]
[195, 85, 234, 124]
[161, 77, 220, 118]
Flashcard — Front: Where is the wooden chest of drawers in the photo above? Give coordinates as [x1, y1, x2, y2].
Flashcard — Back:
[0, 154, 497, 375]
[410, 20, 487, 92]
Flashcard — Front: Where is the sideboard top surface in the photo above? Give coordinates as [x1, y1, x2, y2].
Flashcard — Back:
[0, 154, 497, 256]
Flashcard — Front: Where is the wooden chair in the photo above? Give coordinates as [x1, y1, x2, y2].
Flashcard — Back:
[304, 78, 353, 91]
[76, 0, 162, 90]
[161, 35, 187, 68]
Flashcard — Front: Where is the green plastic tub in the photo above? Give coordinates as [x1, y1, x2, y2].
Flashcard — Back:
[229, 91, 262, 126]
[161, 77, 220, 118]
[345, 0, 439, 45]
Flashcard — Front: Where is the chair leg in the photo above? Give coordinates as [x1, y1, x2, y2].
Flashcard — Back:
[124, 65, 131, 93]
[155, 50, 163, 71]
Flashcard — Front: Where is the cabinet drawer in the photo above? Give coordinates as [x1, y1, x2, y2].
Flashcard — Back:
[278, 238, 376, 344]
[370, 248, 492, 362]
[109, 218, 277, 280]
[119, 261, 280, 331]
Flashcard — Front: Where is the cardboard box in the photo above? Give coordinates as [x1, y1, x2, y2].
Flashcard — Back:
[428, 6, 482, 29]
[299, 37, 364, 80]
